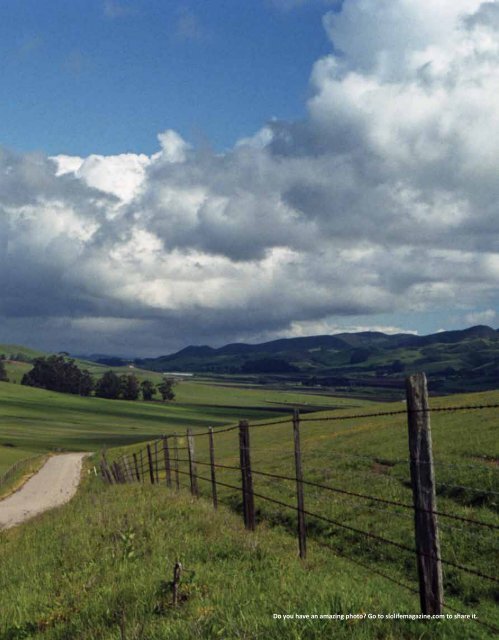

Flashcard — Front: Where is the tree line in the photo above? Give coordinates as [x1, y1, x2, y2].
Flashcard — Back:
[18, 355, 175, 401]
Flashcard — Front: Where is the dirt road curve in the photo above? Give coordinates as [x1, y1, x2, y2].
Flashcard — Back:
[0, 453, 87, 530]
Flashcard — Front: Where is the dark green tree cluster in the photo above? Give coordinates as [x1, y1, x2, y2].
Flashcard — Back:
[95, 371, 141, 400]
[21, 355, 93, 396]
[20, 358, 176, 402]
[0, 356, 8, 382]
[157, 378, 175, 401]
[94, 372, 175, 402]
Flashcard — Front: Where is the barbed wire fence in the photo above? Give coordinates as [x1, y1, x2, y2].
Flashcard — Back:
[101, 373, 499, 634]
[0, 454, 43, 491]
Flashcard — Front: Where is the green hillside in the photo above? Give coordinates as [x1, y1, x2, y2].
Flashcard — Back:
[0, 343, 47, 361]
[135, 326, 499, 395]
[0, 379, 368, 468]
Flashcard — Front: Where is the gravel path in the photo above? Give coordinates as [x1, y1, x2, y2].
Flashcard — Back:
[0, 453, 87, 530]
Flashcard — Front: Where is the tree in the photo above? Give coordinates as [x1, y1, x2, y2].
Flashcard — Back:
[79, 370, 94, 397]
[94, 371, 121, 399]
[21, 355, 90, 395]
[0, 359, 8, 382]
[140, 380, 156, 401]
[157, 378, 175, 402]
[120, 374, 140, 401]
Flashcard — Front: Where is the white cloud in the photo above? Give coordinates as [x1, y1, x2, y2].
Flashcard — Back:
[464, 309, 497, 325]
[2, 0, 499, 354]
[275, 320, 419, 339]
[155, 130, 190, 164]
[52, 152, 150, 202]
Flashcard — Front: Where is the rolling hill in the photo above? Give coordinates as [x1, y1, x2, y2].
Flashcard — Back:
[134, 326, 499, 394]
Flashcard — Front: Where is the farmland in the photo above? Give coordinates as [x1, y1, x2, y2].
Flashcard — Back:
[0, 372, 497, 638]
[0, 377, 367, 467]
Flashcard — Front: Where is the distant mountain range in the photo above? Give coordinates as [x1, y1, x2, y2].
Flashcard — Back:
[127, 325, 499, 394]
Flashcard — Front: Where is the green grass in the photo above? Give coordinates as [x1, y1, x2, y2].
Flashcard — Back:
[0, 344, 46, 360]
[0, 446, 38, 476]
[0, 379, 369, 468]
[0, 377, 497, 638]
[0, 454, 48, 500]
[0, 470, 490, 639]
[112, 388, 499, 635]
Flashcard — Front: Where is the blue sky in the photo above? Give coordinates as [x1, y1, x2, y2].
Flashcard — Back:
[1, 0, 337, 156]
[0, 0, 498, 355]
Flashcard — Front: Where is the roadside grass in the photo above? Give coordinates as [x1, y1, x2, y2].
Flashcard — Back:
[113, 388, 499, 633]
[0, 454, 48, 500]
[0, 471, 489, 640]
[0, 446, 38, 476]
[0, 379, 370, 468]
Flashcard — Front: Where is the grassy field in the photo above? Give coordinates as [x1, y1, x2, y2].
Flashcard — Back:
[111, 388, 499, 636]
[0, 378, 368, 468]
[0, 470, 491, 640]
[0, 377, 497, 638]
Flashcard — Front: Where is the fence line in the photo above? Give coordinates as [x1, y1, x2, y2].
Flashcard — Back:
[0, 454, 44, 490]
[100, 373, 499, 631]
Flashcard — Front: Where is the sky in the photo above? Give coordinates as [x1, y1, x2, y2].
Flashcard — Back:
[1, 0, 499, 356]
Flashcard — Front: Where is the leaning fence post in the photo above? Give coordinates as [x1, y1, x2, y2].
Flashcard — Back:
[133, 453, 141, 482]
[100, 456, 113, 484]
[187, 429, 199, 497]
[406, 372, 443, 615]
[147, 444, 155, 484]
[117, 459, 126, 483]
[208, 427, 218, 509]
[239, 420, 255, 531]
[122, 456, 132, 483]
[139, 450, 144, 483]
[154, 440, 160, 483]
[112, 461, 122, 484]
[173, 433, 180, 490]
[163, 436, 172, 488]
[293, 409, 307, 559]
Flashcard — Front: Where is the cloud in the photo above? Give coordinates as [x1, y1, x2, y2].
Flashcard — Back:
[464, 309, 497, 325]
[103, 0, 136, 19]
[2, 0, 499, 354]
[172, 8, 210, 43]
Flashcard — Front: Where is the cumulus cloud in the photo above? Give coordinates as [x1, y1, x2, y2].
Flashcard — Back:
[2, 0, 499, 354]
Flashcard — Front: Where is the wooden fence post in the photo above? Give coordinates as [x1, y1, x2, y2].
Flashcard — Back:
[118, 461, 127, 484]
[208, 427, 218, 509]
[122, 456, 131, 482]
[293, 409, 307, 559]
[163, 436, 172, 488]
[172, 562, 183, 607]
[147, 444, 155, 484]
[133, 453, 141, 482]
[112, 461, 122, 484]
[239, 420, 255, 531]
[187, 429, 199, 497]
[406, 372, 443, 615]
[139, 450, 144, 483]
[100, 457, 113, 484]
[118, 460, 127, 484]
[173, 433, 180, 490]
[154, 440, 160, 483]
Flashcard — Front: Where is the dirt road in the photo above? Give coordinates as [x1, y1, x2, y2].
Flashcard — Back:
[0, 453, 87, 530]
